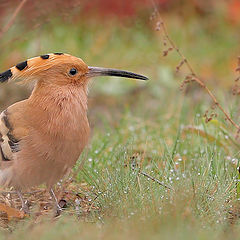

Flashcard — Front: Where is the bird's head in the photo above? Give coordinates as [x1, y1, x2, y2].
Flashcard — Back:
[0, 53, 148, 89]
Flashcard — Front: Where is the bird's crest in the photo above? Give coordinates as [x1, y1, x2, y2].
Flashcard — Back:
[0, 53, 74, 84]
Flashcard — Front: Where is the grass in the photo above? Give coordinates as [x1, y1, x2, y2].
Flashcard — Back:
[3, 89, 240, 239]
[1, 8, 240, 239]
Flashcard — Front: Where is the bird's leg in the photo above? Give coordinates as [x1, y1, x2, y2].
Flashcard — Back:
[17, 190, 29, 214]
[49, 188, 62, 216]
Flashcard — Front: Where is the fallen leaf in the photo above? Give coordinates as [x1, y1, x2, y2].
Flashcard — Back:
[0, 203, 26, 220]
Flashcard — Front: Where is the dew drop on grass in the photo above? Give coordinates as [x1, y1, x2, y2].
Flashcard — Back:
[183, 149, 187, 155]
[146, 165, 151, 170]
[129, 126, 135, 131]
[231, 158, 238, 165]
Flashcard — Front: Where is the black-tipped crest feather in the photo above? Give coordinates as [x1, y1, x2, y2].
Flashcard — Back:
[0, 69, 12, 83]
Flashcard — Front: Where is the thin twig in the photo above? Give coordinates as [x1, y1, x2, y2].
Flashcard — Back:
[151, 0, 240, 132]
[131, 163, 172, 190]
[138, 170, 173, 190]
[0, 0, 28, 39]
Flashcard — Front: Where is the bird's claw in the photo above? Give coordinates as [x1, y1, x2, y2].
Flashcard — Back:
[20, 201, 30, 215]
[54, 204, 63, 217]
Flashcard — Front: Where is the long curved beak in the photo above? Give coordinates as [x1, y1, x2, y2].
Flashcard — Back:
[87, 66, 148, 80]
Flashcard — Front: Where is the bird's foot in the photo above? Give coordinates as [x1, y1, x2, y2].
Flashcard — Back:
[17, 191, 30, 215]
[49, 188, 64, 217]
[54, 204, 63, 217]
[21, 201, 30, 215]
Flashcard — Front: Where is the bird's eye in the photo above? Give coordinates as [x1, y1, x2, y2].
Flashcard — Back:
[69, 68, 78, 76]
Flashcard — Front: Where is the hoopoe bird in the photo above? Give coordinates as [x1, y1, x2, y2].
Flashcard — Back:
[0, 53, 148, 214]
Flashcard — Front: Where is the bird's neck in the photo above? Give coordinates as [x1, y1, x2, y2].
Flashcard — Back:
[27, 83, 90, 140]
[30, 83, 88, 111]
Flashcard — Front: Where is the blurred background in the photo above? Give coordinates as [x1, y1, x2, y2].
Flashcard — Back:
[0, 0, 240, 129]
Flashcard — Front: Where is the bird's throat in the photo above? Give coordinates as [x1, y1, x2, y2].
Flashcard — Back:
[28, 84, 90, 141]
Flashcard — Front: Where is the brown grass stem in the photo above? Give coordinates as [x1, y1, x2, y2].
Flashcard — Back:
[151, 0, 240, 132]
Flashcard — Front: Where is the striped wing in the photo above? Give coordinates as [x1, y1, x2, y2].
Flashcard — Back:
[0, 110, 20, 161]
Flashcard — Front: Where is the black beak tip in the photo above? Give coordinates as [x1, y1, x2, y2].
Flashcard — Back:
[140, 75, 149, 81]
